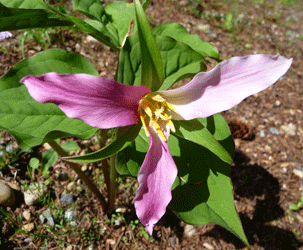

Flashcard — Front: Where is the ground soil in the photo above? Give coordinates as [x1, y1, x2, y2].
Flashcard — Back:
[1, 0, 303, 249]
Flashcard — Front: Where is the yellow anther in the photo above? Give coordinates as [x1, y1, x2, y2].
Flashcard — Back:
[167, 120, 176, 133]
[138, 92, 178, 141]
[150, 94, 166, 102]
[140, 113, 150, 137]
[154, 122, 166, 141]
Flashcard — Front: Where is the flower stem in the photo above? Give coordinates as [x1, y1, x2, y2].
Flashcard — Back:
[98, 129, 117, 215]
[47, 140, 107, 212]
[107, 154, 117, 214]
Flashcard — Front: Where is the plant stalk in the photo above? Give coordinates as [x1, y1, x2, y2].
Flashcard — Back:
[107, 153, 117, 214]
[48, 140, 107, 212]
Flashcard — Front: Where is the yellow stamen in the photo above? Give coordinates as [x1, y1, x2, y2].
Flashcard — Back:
[139, 93, 178, 141]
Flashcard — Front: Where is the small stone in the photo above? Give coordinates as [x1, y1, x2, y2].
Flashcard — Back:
[234, 138, 241, 148]
[23, 210, 31, 221]
[85, 35, 98, 43]
[106, 239, 116, 245]
[22, 223, 34, 232]
[297, 214, 303, 223]
[59, 193, 75, 206]
[65, 245, 73, 250]
[203, 242, 214, 250]
[24, 183, 47, 206]
[0, 182, 15, 206]
[24, 237, 33, 243]
[245, 43, 252, 49]
[114, 219, 121, 227]
[66, 47, 72, 52]
[293, 169, 303, 179]
[259, 130, 265, 138]
[39, 208, 55, 227]
[75, 43, 81, 51]
[197, 24, 210, 31]
[281, 124, 296, 136]
[275, 100, 281, 107]
[43, 143, 52, 150]
[88, 245, 95, 250]
[67, 182, 75, 191]
[115, 207, 127, 213]
[65, 208, 78, 226]
[7, 182, 20, 191]
[268, 127, 279, 135]
[81, 165, 88, 171]
[184, 224, 196, 237]
[169, 237, 177, 247]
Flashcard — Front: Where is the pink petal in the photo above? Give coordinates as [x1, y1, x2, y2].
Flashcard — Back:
[159, 54, 292, 120]
[0, 31, 12, 41]
[134, 128, 178, 235]
[21, 73, 151, 128]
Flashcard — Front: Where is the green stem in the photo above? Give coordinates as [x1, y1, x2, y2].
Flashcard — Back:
[99, 130, 110, 194]
[48, 140, 107, 212]
[107, 154, 117, 214]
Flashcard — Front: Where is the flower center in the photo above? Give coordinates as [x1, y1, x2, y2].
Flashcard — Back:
[139, 93, 178, 141]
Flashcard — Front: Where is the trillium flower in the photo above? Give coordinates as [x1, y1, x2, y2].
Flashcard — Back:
[21, 54, 292, 234]
[0, 31, 12, 41]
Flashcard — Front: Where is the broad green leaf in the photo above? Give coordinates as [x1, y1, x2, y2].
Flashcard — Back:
[61, 141, 80, 153]
[0, 49, 98, 150]
[173, 118, 233, 164]
[66, 124, 141, 163]
[0, 0, 48, 9]
[117, 118, 249, 247]
[153, 23, 219, 60]
[134, 0, 164, 91]
[168, 134, 248, 247]
[72, 0, 136, 50]
[0, 2, 73, 31]
[105, 2, 136, 47]
[118, 34, 206, 90]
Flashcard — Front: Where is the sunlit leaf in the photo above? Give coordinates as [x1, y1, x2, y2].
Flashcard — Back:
[134, 0, 164, 91]
[0, 49, 98, 150]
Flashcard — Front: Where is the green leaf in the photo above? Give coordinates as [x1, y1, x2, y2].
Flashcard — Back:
[42, 149, 58, 176]
[117, 120, 249, 247]
[289, 203, 299, 211]
[118, 34, 206, 90]
[153, 23, 219, 60]
[173, 117, 233, 164]
[116, 128, 148, 177]
[0, 49, 98, 150]
[66, 124, 141, 163]
[29, 157, 39, 170]
[73, 0, 106, 22]
[71, 0, 136, 50]
[0, 0, 48, 9]
[142, 0, 151, 10]
[0, 2, 73, 31]
[134, 0, 164, 91]
[61, 141, 80, 153]
[168, 134, 248, 247]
